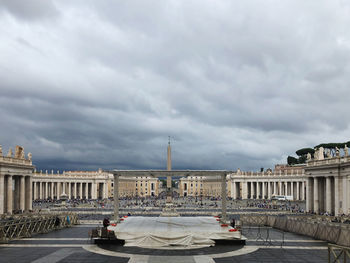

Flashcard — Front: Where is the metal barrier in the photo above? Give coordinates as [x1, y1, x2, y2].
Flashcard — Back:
[0, 214, 78, 243]
[328, 244, 350, 263]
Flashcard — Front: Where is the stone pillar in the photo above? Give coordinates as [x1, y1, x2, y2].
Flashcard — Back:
[262, 182, 266, 199]
[242, 181, 248, 199]
[57, 182, 61, 198]
[85, 183, 88, 199]
[25, 176, 32, 211]
[50, 182, 54, 199]
[68, 182, 71, 199]
[33, 181, 37, 200]
[74, 183, 77, 199]
[284, 183, 287, 196]
[343, 177, 348, 215]
[296, 182, 300, 201]
[257, 182, 260, 199]
[274, 182, 277, 195]
[314, 177, 319, 214]
[221, 174, 227, 223]
[0, 175, 4, 214]
[92, 182, 97, 199]
[104, 182, 108, 199]
[301, 181, 305, 200]
[291, 182, 294, 199]
[335, 176, 340, 216]
[7, 175, 13, 214]
[45, 182, 48, 199]
[306, 177, 313, 212]
[79, 183, 83, 198]
[113, 174, 119, 221]
[232, 181, 237, 199]
[39, 182, 43, 199]
[20, 176, 25, 211]
[268, 182, 272, 199]
[326, 176, 332, 214]
[279, 181, 282, 195]
[251, 182, 255, 199]
[14, 177, 20, 210]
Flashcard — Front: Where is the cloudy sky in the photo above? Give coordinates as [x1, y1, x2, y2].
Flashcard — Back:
[0, 0, 350, 172]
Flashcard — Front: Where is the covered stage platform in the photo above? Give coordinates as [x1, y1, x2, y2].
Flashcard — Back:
[107, 216, 243, 248]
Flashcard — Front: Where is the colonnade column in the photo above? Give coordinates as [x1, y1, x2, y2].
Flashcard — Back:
[284, 183, 287, 196]
[291, 182, 294, 199]
[45, 182, 48, 199]
[326, 176, 332, 214]
[25, 176, 32, 211]
[79, 183, 83, 199]
[306, 177, 313, 212]
[20, 176, 25, 211]
[251, 182, 255, 199]
[104, 183, 108, 199]
[301, 181, 305, 200]
[74, 183, 77, 199]
[296, 182, 300, 201]
[314, 177, 319, 214]
[85, 183, 88, 199]
[7, 175, 13, 214]
[39, 182, 43, 199]
[242, 181, 248, 199]
[221, 174, 227, 223]
[335, 176, 339, 216]
[113, 174, 119, 221]
[0, 175, 4, 214]
[279, 181, 282, 196]
[257, 182, 260, 199]
[33, 182, 37, 200]
[343, 176, 348, 215]
[268, 182, 272, 199]
[263, 182, 266, 199]
[50, 183, 54, 199]
[274, 182, 278, 195]
[232, 181, 236, 199]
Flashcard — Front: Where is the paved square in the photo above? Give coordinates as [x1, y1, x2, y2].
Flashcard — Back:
[0, 224, 329, 263]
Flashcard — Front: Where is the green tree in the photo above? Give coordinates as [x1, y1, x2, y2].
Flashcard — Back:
[287, 156, 298, 165]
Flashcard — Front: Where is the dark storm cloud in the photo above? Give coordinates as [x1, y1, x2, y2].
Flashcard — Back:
[1, 0, 350, 172]
[0, 0, 59, 20]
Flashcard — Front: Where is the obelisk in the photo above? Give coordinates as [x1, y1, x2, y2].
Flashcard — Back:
[166, 137, 172, 203]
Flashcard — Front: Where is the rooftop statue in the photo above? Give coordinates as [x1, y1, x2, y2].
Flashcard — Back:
[345, 145, 349, 157]
[27, 152, 32, 161]
[336, 147, 340, 157]
[0, 145, 2, 157]
[7, 148, 12, 157]
[306, 152, 312, 161]
[326, 149, 331, 158]
[314, 147, 319, 160]
[318, 146, 324, 160]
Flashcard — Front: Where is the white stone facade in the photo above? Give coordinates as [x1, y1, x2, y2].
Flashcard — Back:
[0, 146, 34, 215]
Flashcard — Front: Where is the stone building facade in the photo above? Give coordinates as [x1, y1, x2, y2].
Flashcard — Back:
[32, 169, 160, 200]
[305, 155, 350, 216]
[0, 145, 34, 215]
[179, 166, 306, 201]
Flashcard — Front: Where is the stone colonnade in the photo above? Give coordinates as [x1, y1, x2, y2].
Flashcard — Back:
[305, 156, 350, 216]
[231, 179, 306, 201]
[0, 174, 32, 214]
[0, 146, 34, 215]
[32, 180, 108, 200]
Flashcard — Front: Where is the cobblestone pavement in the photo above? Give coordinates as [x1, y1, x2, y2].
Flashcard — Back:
[0, 224, 328, 263]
